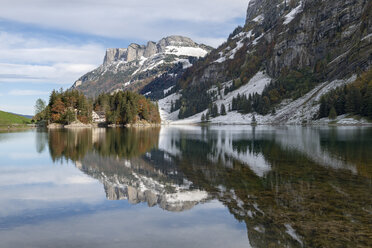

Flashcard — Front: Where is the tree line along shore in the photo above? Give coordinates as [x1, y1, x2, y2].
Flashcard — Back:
[33, 89, 161, 128]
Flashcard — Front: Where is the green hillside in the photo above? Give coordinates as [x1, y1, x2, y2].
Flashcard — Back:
[0, 110, 32, 125]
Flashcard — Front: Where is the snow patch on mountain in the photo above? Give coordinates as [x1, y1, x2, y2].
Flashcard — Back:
[175, 58, 193, 69]
[283, 2, 303, 25]
[163, 86, 174, 95]
[159, 72, 367, 126]
[165, 46, 208, 57]
[285, 224, 303, 246]
[253, 14, 264, 24]
[229, 40, 244, 59]
[361, 33, 372, 41]
[215, 56, 227, 64]
[272, 75, 357, 124]
[160, 71, 271, 125]
[158, 92, 181, 124]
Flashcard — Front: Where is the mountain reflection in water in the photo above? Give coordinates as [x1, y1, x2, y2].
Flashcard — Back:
[44, 126, 372, 247]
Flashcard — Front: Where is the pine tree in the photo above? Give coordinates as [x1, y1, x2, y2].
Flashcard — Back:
[319, 97, 328, 118]
[49, 90, 58, 107]
[64, 108, 76, 124]
[212, 104, 219, 117]
[220, 104, 227, 116]
[345, 86, 362, 114]
[224, 87, 229, 96]
[232, 97, 237, 111]
[251, 114, 257, 125]
[329, 106, 337, 120]
[44, 106, 51, 124]
[201, 113, 206, 122]
[335, 92, 346, 115]
[365, 90, 372, 118]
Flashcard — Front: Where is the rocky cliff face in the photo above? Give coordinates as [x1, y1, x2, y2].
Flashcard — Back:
[163, 0, 371, 124]
[262, 0, 371, 79]
[182, 0, 370, 85]
[72, 36, 212, 98]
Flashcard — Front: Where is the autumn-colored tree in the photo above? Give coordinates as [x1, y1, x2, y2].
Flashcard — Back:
[51, 98, 65, 123]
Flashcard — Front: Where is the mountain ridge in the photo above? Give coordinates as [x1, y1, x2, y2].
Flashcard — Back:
[72, 35, 213, 98]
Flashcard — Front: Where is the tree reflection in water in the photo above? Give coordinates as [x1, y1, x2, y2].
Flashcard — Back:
[44, 126, 372, 248]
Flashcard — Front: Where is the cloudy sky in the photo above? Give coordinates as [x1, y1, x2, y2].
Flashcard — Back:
[0, 0, 248, 115]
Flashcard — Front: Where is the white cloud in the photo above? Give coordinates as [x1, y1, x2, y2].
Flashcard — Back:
[0, 0, 248, 42]
[0, 32, 105, 64]
[0, 164, 98, 188]
[8, 90, 50, 96]
[0, 32, 104, 84]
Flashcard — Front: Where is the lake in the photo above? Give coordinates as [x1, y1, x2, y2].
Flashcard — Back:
[0, 126, 371, 247]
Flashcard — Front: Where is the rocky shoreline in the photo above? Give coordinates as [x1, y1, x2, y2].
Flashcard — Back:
[47, 121, 93, 129]
[47, 120, 161, 129]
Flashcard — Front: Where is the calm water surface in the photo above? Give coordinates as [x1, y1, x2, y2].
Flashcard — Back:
[0, 126, 371, 248]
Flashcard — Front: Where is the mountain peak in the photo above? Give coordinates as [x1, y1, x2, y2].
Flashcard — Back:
[103, 35, 206, 65]
[73, 35, 213, 97]
[158, 35, 198, 47]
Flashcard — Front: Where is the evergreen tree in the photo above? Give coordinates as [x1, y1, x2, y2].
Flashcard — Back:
[220, 104, 227, 116]
[319, 97, 328, 118]
[345, 86, 362, 114]
[44, 106, 51, 124]
[251, 114, 257, 125]
[201, 113, 206, 122]
[64, 108, 76, 124]
[224, 87, 229, 96]
[365, 90, 372, 119]
[335, 92, 346, 115]
[316, 68, 372, 119]
[232, 97, 237, 111]
[49, 90, 58, 107]
[212, 103, 219, 117]
[329, 106, 337, 120]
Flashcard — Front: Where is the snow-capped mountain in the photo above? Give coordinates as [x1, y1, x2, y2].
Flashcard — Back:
[72, 36, 212, 98]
